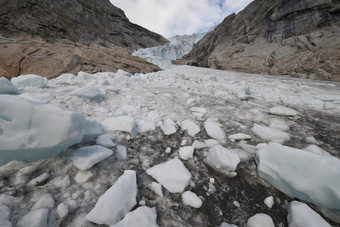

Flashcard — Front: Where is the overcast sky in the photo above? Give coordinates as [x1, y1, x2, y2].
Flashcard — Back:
[110, 0, 253, 38]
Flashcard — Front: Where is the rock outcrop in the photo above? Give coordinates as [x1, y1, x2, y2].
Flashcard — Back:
[0, 37, 161, 79]
[0, 0, 168, 50]
[0, 0, 168, 79]
[177, 0, 340, 81]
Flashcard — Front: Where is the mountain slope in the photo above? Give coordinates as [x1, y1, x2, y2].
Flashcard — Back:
[177, 0, 340, 81]
[0, 0, 168, 50]
[0, 0, 169, 79]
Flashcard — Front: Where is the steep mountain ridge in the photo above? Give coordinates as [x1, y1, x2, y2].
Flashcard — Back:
[0, 0, 168, 79]
[177, 0, 340, 81]
[0, 0, 168, 50]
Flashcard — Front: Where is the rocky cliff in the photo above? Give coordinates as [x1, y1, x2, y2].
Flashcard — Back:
[0, 0, 168, 79]
[177, 0, 340, 81]
[0, 0, 168, 50]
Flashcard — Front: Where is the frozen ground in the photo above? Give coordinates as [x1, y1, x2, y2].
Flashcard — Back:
[0, 61, 340, 226]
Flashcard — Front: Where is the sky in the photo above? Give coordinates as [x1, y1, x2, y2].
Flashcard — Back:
[110, 0, 253, 38]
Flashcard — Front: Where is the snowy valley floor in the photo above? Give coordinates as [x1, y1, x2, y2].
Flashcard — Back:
[1, 65, 340, 227]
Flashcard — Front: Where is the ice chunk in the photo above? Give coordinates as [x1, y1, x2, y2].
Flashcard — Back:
[101, 116, 137, 136]
[256, 142, 340, 210]
[190, 107, 207, 119]
[220, 222, 237, 227]
[207, 145, 240, 173]
[146, 158, 192, 193]
[204, 121, 226, 141]
[96, 134, 116, 148]
[288, 201, 331, 227]
[150, 182, 163, 198]
[182, 191, 203, 208]
[17, 208, 49, 227]
[269, 119, 289, 132]
[160, 118, 177, 135]
[74, 170, 93, 183]
[181, 119, 200, 137]
[314, 94, 340, 102]
[0, 95, 85, 166]
[264, 196, 274, 209]
[247, 213, 274, 227]
[31, 193, 55, 210]
[82, 117, 107, 143]
[19, 93, 54, 104]
[11, 74, 47, 88]
[251, 124, 290, 143]
[28, 173, 50, 186]
[204, 139, 220, 147]
[228, 133, 251, 141]
[303, 145, 331, 156]
[70, 145, 113, 170]
[0, 204, 11, 227]
[0, 160, 25, 179]
[86, 170, 137, 225]
[57, 203, 69, 219]
[269, 106, 297, 116]
[77, 71, 96, 80]
[0, 77, 19, 94]
[192, 140, 207, 150]
[116, 145, 127, 160]
[110, 206, 158, 227]
[136, 119, 156, 133]
[147, 111, 161, 123]
[70, 87, 101, 99]
[179, 146, 195, 160]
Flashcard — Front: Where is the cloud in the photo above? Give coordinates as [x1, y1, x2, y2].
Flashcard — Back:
[110, 0, 253, 38]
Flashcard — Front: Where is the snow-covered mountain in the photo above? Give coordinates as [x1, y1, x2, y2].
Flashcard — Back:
[133, 33, 206, 69]
[0, 44, 340, 226]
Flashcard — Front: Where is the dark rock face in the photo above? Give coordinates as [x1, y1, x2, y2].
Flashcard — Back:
[0, 0, 168, 50]
[177, 0, 340, 81]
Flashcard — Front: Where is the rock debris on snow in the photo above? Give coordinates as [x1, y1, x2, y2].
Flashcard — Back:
[146, 158, 192, 193]
[86, 170, 137, 225]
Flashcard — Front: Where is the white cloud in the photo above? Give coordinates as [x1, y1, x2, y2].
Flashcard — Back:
[110, 0, 253, 38]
